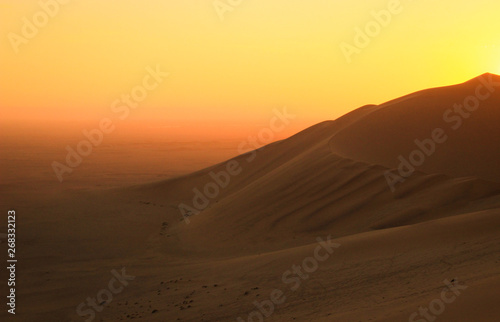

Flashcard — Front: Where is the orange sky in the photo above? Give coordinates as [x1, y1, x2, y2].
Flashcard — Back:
[1, 0, 500, 139]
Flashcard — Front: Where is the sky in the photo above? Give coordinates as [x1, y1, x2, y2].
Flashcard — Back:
[1, 0, 500, 139]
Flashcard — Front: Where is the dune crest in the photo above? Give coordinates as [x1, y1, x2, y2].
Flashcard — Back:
[329, 73, 500, 182]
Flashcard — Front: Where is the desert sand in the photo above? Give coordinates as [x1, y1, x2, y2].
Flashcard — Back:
[1, 74, 500, 321]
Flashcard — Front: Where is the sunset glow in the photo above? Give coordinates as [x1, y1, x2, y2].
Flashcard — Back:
[1, 0, 500, 137]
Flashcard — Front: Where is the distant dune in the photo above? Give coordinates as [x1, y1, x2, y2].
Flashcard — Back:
[2, 74, 500, 321]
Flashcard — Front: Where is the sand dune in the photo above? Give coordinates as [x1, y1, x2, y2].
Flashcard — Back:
[330, 73, 500, 182]
[159, 74, 500, 253]
[2, 74, 500, 321]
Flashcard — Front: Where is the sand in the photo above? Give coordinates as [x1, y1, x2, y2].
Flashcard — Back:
[1, 74, 500, 321]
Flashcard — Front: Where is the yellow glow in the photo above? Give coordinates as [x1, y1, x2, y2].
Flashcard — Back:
[1, 0, 500, 137]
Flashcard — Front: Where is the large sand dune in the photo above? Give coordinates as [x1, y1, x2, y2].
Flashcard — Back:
[330, 73, 500, 181]
[1, 74, 500, 321]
